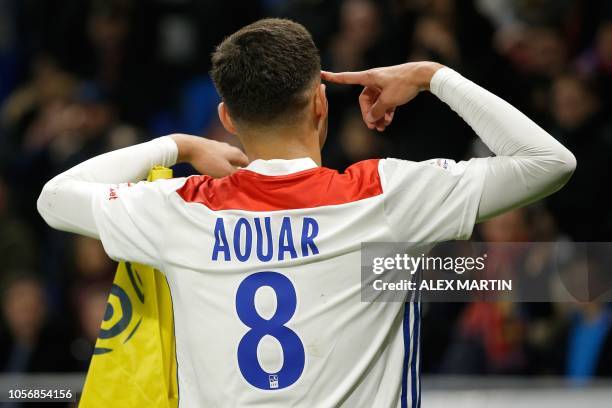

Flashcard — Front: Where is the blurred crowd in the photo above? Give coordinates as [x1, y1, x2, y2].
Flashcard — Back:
[1, 0, 612, 384]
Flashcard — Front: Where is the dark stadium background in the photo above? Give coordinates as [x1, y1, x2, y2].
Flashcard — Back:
[1, 0, 612, 404]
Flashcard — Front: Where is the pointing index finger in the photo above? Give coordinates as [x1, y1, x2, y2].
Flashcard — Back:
[321, 70, 373, 86]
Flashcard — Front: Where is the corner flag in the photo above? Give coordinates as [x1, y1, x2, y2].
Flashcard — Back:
[80, 166, 179, 408]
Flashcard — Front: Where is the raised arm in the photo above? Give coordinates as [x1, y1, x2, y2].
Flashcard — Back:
[429, 67, 575, 220]
[322, 62, 576, 222]
[37, 135, 249, 238]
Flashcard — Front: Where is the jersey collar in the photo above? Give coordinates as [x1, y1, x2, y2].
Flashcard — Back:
[244, 158, 319, 176]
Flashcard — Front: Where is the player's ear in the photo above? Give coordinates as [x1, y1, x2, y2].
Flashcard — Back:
[314, 83, 328, 121]
[315, 83, 329, 148]
[218, 102, 237, 135]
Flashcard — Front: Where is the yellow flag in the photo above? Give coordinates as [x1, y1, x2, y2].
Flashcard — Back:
[80, 166, 179, 408]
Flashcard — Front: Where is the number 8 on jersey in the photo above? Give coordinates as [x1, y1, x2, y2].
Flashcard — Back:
[235, 271, 305, 390]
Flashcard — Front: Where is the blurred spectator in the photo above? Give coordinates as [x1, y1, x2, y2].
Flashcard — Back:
[0, 171, 37, 272]
[438, 208, 567, 375]
[576, 20, 612, 77]
[22, 81, 141, 166]
[411, 14, 461, 66]
[0, 274, 75, 372]
[542, 303, 612, 383]
[1, 56, 78, 162]
[576, 20, 612, 112]
[86, 0, 131, 93]
[71, 236, 115, 286]
[523, 26, 568, 78]
[440, 210, 531, 375]
[565, 304, 612, 383]
[326, 109, 388, 169]
[546, 72, 612, 241]
[326, 0, 382, 72]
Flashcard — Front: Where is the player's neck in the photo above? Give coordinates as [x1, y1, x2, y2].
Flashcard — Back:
[238, 126, 322, 166]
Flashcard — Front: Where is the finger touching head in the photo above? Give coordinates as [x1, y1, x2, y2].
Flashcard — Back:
[321, 70, 373, 86]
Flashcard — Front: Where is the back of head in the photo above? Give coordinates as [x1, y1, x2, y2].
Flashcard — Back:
[211, 18, 321, 128]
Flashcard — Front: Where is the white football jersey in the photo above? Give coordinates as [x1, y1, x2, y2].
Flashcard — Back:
[91, 157, 486, 408]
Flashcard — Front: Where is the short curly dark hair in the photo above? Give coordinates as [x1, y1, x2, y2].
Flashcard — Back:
[211, 18, 321, 127]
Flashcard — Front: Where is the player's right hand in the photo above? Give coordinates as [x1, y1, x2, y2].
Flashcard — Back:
[321, 61, 444, 132]
[170, 134, 249, 178]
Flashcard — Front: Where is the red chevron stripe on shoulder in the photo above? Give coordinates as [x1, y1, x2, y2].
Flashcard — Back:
[176, 159, 382, 211]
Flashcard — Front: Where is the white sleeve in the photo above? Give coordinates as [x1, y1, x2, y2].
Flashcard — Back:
[381, 157, 487, 242]
[90, 177, 186, 266]
[430, 67, 576, 221]
[37, 136, 180, 265]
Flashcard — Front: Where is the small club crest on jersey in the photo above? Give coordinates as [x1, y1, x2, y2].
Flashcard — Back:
[269, 375, 279, 389]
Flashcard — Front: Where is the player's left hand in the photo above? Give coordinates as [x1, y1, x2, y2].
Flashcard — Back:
[170, 134, 250, 178]
[321, 61, 443, 132]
